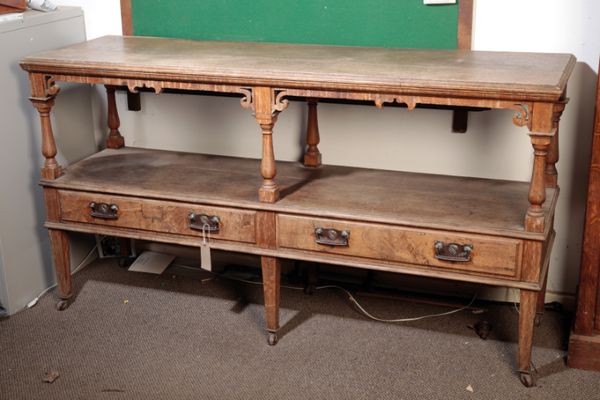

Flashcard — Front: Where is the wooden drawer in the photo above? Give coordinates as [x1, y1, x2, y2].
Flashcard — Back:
[278, 214, 522, 278]
[58, 191, 256, 244]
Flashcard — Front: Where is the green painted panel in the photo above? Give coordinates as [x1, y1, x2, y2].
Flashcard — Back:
[131, 0, 459, 49]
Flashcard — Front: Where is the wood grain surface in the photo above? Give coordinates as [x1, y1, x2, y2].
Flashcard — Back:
[278, 214, 522, 278]
[58, 190, 257, 244]
[20, 36, 575, 102]
[42, 147, 556, 240]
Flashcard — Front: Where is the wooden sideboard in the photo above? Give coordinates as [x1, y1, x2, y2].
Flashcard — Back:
[21, 36, 575, 387]
[568, 61, 600, 371]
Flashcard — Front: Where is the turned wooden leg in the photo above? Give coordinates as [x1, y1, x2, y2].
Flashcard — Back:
[304, 99, 322, 167]
[105, 85, 125, 149]
[518, 289, 538, 387]
[525, 134, 552, 232]
[49, 229, 72, 310]
[261, 256, 281, 345]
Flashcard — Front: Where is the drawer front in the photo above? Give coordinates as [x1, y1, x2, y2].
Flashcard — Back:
[58, 191, 256, 243]
[278, 214, 521, 277]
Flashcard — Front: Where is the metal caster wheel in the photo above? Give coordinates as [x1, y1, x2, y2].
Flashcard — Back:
[267, 333, 278, 346]
[56, 299, 69, 311]
[519, 372, 535, 388]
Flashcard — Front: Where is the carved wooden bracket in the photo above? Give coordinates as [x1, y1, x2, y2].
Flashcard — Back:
[29, 75, 60, 102]
[45, 76, 60, 97]
[239, 88, 253, 109]
[272, 90, 289, 115]
[374, 94, 417, 110]
[511, 104, 531, 129]
[238, 88, 290, 117]
[127, 81, 164, 94]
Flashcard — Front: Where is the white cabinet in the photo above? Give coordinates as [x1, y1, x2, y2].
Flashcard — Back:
[0, 7, 94, 315]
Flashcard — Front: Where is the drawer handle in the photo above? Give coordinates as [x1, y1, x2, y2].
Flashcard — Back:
[434, 241, 473, 262]
[188, 212, 220, 233]
[315, 228, 350, 247]
[89, 202, 119, 220]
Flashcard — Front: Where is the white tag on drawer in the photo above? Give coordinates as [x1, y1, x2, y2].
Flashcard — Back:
[200, 224, 212, 271]
[200, 244, 212, 272]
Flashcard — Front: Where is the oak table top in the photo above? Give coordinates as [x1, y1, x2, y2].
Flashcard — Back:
[21, 35, 575, 102]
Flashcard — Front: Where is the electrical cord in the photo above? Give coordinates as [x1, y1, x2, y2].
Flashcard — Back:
[25, 245, 98, 310]
[317, 284, 477, 323]
[172, 263, 477, 323]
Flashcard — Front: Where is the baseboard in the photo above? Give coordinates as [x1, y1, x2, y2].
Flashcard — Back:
[568, 331, 600, 371]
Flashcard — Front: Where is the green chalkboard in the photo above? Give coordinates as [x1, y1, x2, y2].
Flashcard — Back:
[131, 0, 460, 50]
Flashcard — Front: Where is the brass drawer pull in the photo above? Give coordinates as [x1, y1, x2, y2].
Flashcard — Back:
[315, 227, 350, 246]
[434, 241, 473, 262]
[188, 212, 220, 233]
[89, 202, 119, 220]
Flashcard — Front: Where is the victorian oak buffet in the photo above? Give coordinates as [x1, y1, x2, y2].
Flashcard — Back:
[21, 36, 574, 387]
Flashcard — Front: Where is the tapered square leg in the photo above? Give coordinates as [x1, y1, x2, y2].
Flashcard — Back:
[518, 289, 539, 387]
[261, 256, 281, 345]
[49, 229, 72, 310]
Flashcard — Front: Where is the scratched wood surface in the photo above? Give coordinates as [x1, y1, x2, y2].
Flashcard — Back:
[21, 36, 575, 102]
[42, 147, 555, 240]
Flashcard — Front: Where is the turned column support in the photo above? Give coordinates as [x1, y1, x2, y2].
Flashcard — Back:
[250, 87, 288, 203]
[28, 74, 62, 180]
[304, 99, 322, 167]
[524, 102, 555, 233]
[526, 134, 552, 232]
[105, 85, 125, 149]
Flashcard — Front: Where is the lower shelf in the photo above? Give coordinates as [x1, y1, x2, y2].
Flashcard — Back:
[43, 146, 556, 239]
[43, 146, 555, 289]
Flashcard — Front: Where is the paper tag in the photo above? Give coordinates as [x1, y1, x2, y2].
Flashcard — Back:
[200, 244, 212, 271]
[128, 251, 175, 274]
[200, 223, 212, 271]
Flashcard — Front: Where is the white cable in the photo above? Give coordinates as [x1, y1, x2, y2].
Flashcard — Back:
[317, 284, 477, 323]
[171, 263, 477, 323]
[26, 245, 98, 309]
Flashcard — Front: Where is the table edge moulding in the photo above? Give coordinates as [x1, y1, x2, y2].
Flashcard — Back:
[20, 35, 575, 387]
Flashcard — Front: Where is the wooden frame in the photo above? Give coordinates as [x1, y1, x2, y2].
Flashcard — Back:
[568, 59, 600, 371]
